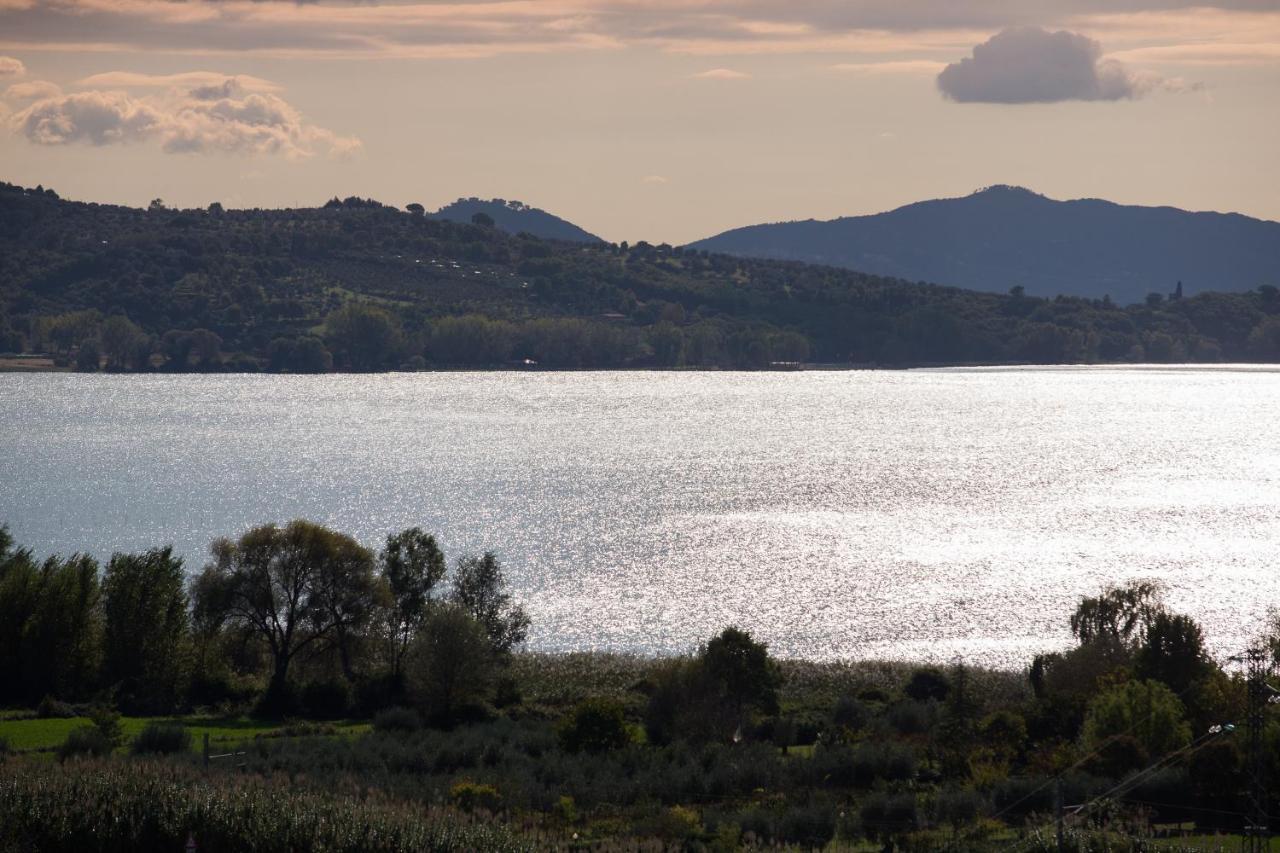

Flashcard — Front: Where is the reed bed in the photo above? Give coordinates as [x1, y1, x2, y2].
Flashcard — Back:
[0, 759, 529, 853]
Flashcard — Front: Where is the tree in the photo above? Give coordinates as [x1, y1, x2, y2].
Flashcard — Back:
[406, 603, 495, 725]
[101, 547, 189, 712]
[471, 212, 495, 228]
[192, 520, 377, 713]
[98, 315, 147, 371]
[405, 203, 425, 216]
[1135, 611, 1211, 695]
[324, 302, 402, 371]
[75, 341, 100, 371]
[379, 528, 447, 679]
[0, 537, 102, 705]
[1083, 679, 1190, 764]
[1070, 580, 1164, 651]
[700, 626, 780, 725]
[451, 552, 529, 655]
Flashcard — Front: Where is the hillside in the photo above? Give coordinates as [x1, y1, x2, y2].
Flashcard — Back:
[690, 186, 1280, 303]
[430, 198, 603, 243]
[1, 181, 1278, 372]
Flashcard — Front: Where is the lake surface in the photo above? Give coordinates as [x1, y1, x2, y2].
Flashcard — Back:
[2, 367, 1278, 668]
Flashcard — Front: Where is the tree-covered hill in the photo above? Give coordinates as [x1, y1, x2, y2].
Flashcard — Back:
[2, 181, 1279, 372]
[429, 197, 603, 243]
[691, 185, 1280, 304]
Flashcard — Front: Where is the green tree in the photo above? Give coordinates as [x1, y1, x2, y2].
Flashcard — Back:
[0, 537, 102, 704]
[379, 528, 447, 679]
[324, 302, 402, 371]
[192, 520, 377, 713]
[1135, 611, 1212, 695]
[1082, 679, 1191, 760]
[451, 552, 530, 655]
[700, 626, 780, 727]
[406, 603, 496, 725]
[101, 548, 189, 712]
[1070, 579, 1164, 652]
[98, 315, 147, 371]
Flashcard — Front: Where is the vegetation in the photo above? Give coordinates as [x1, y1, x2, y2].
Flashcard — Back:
[0, 519, 1276, 849]
[4, 181, 1280, 372]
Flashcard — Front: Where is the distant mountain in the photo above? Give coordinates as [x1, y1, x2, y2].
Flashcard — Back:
[689, 186, 1280, 304]
[431, 198, 602, 243]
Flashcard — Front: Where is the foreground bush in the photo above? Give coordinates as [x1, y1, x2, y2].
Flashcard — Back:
[131, 722, 192, 756]
[56, 727, 112, 761]
[0, 760, 527, 853]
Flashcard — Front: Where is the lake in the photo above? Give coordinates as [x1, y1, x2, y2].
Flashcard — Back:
[2, 367, 1278, 668]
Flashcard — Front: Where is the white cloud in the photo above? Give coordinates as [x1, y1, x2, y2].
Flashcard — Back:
[691, 68, 751, 79]
[3, 79, 59, 100]
[0, 56, 24, 77]
[0, 1, 1269, 65]
[7, 77, 360, 158]
[832, 60, 947, 75]
[936, 26, 1186, 103]
[641, 174, 670, 184]
[77, 71, 283, 94]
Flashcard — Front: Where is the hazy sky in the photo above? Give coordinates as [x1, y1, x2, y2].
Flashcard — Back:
[1, 0, 1277, 244]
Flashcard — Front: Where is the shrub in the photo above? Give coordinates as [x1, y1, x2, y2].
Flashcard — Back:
[87, 706, 124, 747]
[57, 726, 112, 761]
[559, 698, 630, 754]
[374, 706, 422, 734]
[449, 780, 501, 813]
[301, 678, 353, 719]
[904, 667, 951, 702]
[131, 722, 192, 756]
[832, 694, 870, 731]
[407, 604, 497, 725]
[36, 696, 76, 719]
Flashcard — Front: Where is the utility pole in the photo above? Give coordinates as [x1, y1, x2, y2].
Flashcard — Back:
[1239, 647, 1271, 853]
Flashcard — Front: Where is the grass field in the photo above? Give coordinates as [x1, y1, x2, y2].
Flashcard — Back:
[0, 714, 369, 752]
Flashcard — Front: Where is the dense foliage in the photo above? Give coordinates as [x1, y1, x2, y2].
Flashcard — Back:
[4, 181, 1280, 371]
[1, 519, 1276, 849]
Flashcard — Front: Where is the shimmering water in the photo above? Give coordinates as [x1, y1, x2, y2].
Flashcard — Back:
[2, 367, 1278, 667]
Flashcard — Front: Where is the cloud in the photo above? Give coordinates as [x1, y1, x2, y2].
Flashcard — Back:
[936, 26, 1175, 103]
[77, 71, 283, 94]
[0, 56, 24, 77]
[691, 68, 750, 79]
[7, 78, 360, 157]
[641, 174, 670, 184]
[4, 79, 59, 100]
[0, 1, 1275, 65]
[832, 60, 947, 75]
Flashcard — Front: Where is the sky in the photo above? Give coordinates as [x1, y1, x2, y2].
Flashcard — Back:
[0, 1, 1278, 245]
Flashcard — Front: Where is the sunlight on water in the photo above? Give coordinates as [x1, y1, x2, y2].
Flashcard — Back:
[2, 366, 1279, 668]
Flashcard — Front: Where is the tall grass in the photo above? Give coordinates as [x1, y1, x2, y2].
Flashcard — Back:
[0, 759, 529, 853]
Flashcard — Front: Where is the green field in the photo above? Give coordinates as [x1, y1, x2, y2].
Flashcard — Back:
[0, 714, 369, 752]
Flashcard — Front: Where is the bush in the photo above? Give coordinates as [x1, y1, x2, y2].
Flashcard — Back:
[559, 698, 630, 754]
[131, 722, 192, 756]
[36, 696, 76, 719]
[832, 694, 870, 731]
[301, 678, 353, 720]
[407, 604, 498, 726]
[449, 780, 501, 813]
[57, 726, 112, 761]
[374, 707, 422, 734]
[904, 667, 951, 702]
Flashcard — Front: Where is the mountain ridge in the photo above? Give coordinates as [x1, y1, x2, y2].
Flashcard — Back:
[689, 186, 1280, 303]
